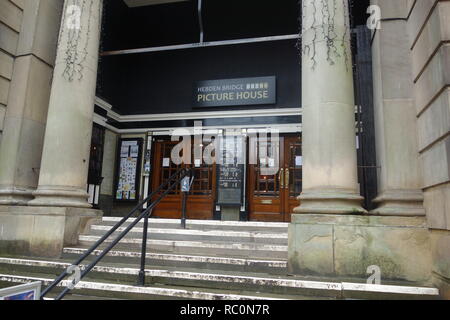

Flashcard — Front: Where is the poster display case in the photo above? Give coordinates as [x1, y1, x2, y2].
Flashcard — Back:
[114, 138, 143, 202]
[216, 135, 245, 206]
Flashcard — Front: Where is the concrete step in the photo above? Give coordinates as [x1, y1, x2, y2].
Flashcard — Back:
[43, 293, 122, 300]
[62, 247, 287, 275]
[99, 217, 289, 233]
[87, 225, 288, 245]
[77, 235, 288, 259]
[0, 257, 333, 297]
[0, 274, 309, 300]
[0, 257, 440, 300]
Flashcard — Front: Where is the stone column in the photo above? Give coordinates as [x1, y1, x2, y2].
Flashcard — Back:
[0, 0, 63, 205]
[288, 0, 431, 281]
[294, 0, 365, 214]
[29, 0, 103, 208]
[370, 1, 425, 216]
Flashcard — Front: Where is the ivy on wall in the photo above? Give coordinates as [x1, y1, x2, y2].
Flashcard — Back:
[298, 0, 353, 70]
[58, 0, 102, 82]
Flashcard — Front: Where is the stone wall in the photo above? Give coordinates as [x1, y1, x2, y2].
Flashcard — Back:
[0, 0, 24, 144]
[101, 129, 118, 197]
[0, 0, 63, 204]
[406, 0, 450, 297]
[289, 214, 432, 283]
[99, 129, 118, 216]
[0, 1, 104, 258]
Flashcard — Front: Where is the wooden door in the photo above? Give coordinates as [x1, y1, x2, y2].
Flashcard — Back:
[248, 135, 302, 222]
[282, 136, 303, 222]
[151, 140, 215, 220]
[248, 136, 284, 221]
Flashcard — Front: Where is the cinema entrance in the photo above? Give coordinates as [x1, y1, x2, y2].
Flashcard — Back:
[145, 133, 301, 222]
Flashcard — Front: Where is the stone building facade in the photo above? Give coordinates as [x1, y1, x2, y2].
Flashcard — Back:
[0, 0, 448, 298]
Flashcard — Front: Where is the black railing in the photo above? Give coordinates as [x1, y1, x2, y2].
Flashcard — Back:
[40, 167, 192, 300]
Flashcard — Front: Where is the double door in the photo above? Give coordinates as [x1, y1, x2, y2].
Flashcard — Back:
[150, 135, 302, 222]
[151, 140, 216, 219]
[248, 135, 302, 222]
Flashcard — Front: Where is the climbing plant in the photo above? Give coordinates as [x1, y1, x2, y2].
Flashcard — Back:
[298, 0, 353, 70]
[58, 0, 102, 82]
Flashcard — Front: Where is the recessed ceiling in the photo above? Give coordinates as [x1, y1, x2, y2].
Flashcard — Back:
[123, 0, 188, 8]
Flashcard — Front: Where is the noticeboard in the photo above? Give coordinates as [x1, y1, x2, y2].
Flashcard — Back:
[115, 138, 143, 202]
[216, 164, 245, 206]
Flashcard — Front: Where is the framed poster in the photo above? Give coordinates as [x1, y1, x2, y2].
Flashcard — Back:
[114, 138, 143, 202]
[0, 282, 41, 300]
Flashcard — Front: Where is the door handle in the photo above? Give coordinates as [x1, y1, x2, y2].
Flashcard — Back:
[284, 169, 290, 189]
[279, 168, 284, 189]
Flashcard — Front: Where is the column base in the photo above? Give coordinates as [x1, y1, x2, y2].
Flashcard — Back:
[294, 190, 367, 214]
[0, 205, 102, 258]
[0, 186, 34, 205]
[429, 229, 450, 299]
[288, 214, 432, 283]
[370, 190, 425, 216]
[29, 185, 92, 208]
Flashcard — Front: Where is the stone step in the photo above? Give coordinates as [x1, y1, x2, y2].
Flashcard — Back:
[87, 225, 288, 245]
[62, 247, 287, 275]
[0, 258, 339, 297]
[99, 217, 289, 233]
[0, 274, 307, 300]
[0, 257, 334, 297]
[0, 258, 440, 300]
[77, 235, 288, 259]
[43, 293, 122, 300]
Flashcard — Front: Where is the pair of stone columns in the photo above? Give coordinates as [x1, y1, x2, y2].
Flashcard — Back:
[294, 0, 424, 217]
[287, 0, 429, 282]
[0, 0, 423, 216]
[0, 0, 103, 209]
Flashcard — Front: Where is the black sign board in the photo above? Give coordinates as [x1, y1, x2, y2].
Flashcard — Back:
[194, 76, 276, 107]
[216, 164, 245, 206]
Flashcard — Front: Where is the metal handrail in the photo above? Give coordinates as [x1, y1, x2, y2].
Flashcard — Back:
[40, 167, 191, 300]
